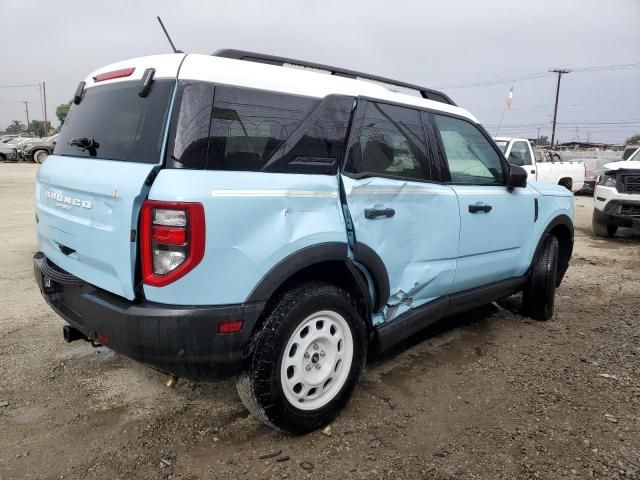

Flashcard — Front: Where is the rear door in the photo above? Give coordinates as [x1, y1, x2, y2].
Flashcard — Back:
[342, 100, 460, 320]
[431, 114, 534, 292]
[35, 57, 180, 300]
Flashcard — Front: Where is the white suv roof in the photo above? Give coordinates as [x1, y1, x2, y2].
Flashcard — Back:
[84, 53, 478, 123]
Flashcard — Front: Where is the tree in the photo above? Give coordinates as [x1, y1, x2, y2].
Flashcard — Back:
[56, 101, 72, 126]
[624, 133, 640, 146]
[5, 120, 26, 135]
[27, 120, 54, 137]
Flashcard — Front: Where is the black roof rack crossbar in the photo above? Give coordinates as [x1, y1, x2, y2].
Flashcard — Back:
[213, 49, 456, 106]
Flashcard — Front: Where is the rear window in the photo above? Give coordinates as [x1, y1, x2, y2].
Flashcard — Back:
[55, 80, 174, 163]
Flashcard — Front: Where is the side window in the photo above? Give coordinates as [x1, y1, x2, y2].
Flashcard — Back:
[207, 87, 318, 172]
[349, 102, 430, 181]
[433, 114, 505, 185]
[168, 82, 214, 169]
[261, 95, 353, 174]
[508, 141, 532, 166]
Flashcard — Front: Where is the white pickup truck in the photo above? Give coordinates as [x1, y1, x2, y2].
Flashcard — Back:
[494, 137, 585, 192]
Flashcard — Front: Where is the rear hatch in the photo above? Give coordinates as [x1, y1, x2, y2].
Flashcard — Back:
[35, 55, 183, 300]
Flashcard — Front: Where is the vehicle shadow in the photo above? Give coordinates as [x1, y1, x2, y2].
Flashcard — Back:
[368, 296, 523, 367]
[575, 225, 640, 245]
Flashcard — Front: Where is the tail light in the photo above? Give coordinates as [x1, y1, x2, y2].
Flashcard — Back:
[140, 200, 205, 287]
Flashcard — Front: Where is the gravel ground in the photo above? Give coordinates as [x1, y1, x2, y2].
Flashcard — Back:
[1, 163, 638, 480]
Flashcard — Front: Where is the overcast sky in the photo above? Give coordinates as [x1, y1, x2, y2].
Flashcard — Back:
[1, 0, 639, 143]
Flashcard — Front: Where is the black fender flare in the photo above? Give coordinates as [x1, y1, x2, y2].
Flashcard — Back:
[352, 242, 390, 312]
[532, 214, 574, 284]
[245, 241, 390, 315]
[244, 242, 368, 306]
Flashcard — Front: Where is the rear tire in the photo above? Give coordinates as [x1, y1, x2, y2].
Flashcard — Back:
[236, 282, 367, 435]
[522, 235, 559, 321]
[592, 212, 617, 238]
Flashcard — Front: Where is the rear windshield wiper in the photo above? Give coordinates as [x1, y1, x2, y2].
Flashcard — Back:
[69, 137, 100, 156]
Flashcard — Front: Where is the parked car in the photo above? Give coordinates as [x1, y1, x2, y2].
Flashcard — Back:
[21, 134, 58, 163]
[579, 157, 623, 195]
[0, 136, 34, 160]
[494, 137, 585, 192]
[0, 141, 18, 161]
[13, 137, 39, 161]
[581, 170, 599, 194]
[33, 51, 574, 434]
[593, 147, 640, 237]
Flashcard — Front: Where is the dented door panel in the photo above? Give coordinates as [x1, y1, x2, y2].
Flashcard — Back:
[342, 176, 460, 323]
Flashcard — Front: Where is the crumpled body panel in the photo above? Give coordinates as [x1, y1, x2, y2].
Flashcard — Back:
[342, 176, 460, 324]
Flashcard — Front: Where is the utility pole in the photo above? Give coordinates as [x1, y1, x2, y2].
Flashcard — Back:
[549, 68, 571, 148]
[42, 81, 49, 135]
[23, 101, 30, 133]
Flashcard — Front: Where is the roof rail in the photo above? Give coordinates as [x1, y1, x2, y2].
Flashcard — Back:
[212, 49, 456, 106]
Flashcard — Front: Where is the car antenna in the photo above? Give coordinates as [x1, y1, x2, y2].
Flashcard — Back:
[156, 16, 183, 53]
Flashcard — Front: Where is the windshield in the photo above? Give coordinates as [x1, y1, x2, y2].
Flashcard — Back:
[495, 140, 508, 154]
[622, 146, 639, 160]
[627, 147, 640, 162]
[54, 80, 173, 163]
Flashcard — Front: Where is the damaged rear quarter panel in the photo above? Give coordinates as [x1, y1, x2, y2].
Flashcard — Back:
[144, 170, 347, 305]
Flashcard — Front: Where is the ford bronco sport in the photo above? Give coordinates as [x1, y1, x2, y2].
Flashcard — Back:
[34, 50, 574, 434]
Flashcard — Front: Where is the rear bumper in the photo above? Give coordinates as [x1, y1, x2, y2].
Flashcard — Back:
[33, 252, 265, 379]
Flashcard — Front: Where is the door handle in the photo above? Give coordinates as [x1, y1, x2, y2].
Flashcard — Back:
[365, 207, 396, 219]
[468, 203, 492, 213]
[530, 170, 536, 174]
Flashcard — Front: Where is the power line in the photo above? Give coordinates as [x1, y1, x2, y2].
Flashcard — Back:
[572, 62, 640, 72]
[437, 72, 551, 89]
[0, 99, 40, 104]
[0, 84, 40, 88]
[436, 61, 640, 89]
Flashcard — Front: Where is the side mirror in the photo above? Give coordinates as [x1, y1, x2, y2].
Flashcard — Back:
[507, 165, 527, 188]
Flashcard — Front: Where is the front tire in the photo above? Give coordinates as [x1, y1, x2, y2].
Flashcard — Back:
[522, 235, 559, 321]
[236, 282, 367, 435]
[592, 212, 617, 238]
[33, 150, 48, 164]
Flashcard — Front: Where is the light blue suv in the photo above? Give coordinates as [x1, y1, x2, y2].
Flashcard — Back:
[33, 50, 574, 434]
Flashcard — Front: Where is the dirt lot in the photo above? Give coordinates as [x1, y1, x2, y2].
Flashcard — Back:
[1, 163, 638, 480]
